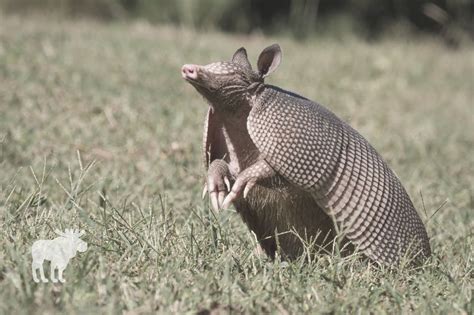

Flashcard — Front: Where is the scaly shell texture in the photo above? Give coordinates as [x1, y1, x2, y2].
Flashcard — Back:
[248, 86, 431, 265]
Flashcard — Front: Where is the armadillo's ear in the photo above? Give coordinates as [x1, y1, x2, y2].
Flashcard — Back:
[232, 47, 252, 70]
[257, 44, 282, 78]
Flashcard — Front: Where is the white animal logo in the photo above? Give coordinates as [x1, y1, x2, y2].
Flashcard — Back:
[31, 229, 88, 283]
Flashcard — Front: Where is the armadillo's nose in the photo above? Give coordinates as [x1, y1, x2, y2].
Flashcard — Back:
[181, 64, 199, 80]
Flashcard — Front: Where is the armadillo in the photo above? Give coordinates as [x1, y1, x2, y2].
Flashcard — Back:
[181, 44, 431, 265]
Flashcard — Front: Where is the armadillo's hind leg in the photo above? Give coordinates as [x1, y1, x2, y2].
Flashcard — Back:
[222, 159, 276, 209]
[205, 159, 231, 211]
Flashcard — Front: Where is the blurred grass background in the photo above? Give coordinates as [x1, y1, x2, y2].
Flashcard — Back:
[1, 0, 472, 43]
[0, 1, 473, 314]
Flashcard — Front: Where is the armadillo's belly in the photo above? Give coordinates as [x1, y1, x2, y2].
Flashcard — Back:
[233, 179, 341, 259]
[314, 129, 431, 265]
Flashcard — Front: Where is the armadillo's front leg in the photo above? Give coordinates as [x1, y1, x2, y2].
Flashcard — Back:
[204, 159, 231, 211]
[222, 159, 276, 209]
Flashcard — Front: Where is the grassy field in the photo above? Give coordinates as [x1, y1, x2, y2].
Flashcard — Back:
[0, 15, 472, 314]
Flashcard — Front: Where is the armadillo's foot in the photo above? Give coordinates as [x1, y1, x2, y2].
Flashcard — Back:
[204, 159, 231, 212]
[222, 159, 276, 209]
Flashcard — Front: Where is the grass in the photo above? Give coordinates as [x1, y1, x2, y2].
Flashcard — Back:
[0, 15, 472, 314]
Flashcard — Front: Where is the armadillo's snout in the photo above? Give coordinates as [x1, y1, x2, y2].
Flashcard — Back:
[181, 64, 199, 80]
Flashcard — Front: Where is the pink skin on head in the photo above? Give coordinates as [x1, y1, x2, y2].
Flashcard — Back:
[181, 64, 199, 80]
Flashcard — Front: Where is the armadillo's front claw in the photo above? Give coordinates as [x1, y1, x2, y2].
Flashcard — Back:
[209, 191, 220, 212]
[221, 160, 275, 208]
[202, 184, 208, 199]
[221, 177, 257, 209]
[224, 176, 231, 192]
[218, 191, 226, 207]
[243, 180, 256, 199]
[209, 189, 226, 212]
[221, 191, 237, 209]
[205, 159, 231, 211]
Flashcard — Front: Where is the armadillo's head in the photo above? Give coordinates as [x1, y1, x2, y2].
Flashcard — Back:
[181, 44, 282, 110]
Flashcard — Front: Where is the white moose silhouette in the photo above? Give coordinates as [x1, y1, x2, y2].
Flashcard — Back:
[31, 229, 87, 283]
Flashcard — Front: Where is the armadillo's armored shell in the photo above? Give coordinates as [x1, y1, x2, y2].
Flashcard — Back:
[248, 87, 431, 265]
